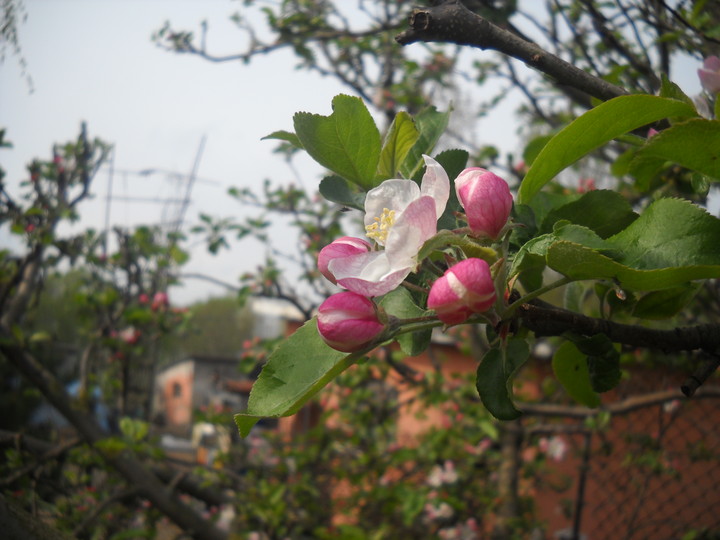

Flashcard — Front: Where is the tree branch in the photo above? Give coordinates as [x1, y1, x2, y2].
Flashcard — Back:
[521, 386, 720, 418]
[395, 0, 627, 102]
[0, 335, 226, 540]
[518, 301, 720, 353]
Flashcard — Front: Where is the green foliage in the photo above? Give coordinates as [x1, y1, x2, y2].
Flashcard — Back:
[235, 319, 356, 436]
[518, 95, 698, 203]
[293, 94, 382, 189]
[552, 341, 601, 408]
[377, 111, 421, 179]
[476, 339, 529, 420]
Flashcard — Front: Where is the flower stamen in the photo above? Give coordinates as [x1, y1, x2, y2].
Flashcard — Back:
[365, 208, 395, 244]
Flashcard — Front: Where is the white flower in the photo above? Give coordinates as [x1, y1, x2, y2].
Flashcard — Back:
[329, 155, 449, 297]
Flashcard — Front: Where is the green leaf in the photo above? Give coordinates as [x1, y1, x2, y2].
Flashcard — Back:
[522, 134, 554, 166]
[318, 175, 365, 210]
[476, 339, 529, 420]
[400, 105, 452, 180]
[293, 94, 381, 189]
[377, 111, 420, 179]
[552, 341, 601, 407]
[262, 130, 304, 149]
[607, 198, 720, 269]
[630, 119, 720, 181]
[567, 334, 621, 393]
[541, 190, 638, 238]
[234, 319, 356, 437]
[510, 224, 610, 279]
[632, 284, 700, 320]
[546, 198, 720, 290]
[659, 74, 695, 108]
[380, 288, 431, 356]
[546, 242, 720, 291]
[518, 95, 698, 203]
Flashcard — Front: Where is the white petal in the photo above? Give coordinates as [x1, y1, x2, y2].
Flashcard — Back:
[420, 154, 450, 221]
[364, 179, 420, 229]
[330, 251, 412, 297]
[385, 196, 437, 268]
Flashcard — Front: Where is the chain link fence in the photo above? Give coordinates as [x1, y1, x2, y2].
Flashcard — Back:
[528, 389, 720, 540]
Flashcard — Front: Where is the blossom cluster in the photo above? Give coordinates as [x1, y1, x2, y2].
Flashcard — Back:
[316, 155, 513, 352]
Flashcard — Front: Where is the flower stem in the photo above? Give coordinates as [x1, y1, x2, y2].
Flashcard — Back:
[502, 276, 574, 319]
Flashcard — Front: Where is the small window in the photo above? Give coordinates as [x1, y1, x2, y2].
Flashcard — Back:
[172, 382, 182, 397]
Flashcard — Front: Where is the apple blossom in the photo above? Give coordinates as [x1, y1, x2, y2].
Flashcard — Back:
[427, 258, 496, 325]
[152, 291, 169, 311]
[317, 237, 371, 284]
[698, 56, 720, 94]
[455, 167, 513, 239]
[119, 327, 141, 345]
[327, 155, 450, 297]
[317, 291, 385, 352]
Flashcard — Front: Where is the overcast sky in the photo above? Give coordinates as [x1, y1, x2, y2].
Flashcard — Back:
[0, 1, 710, 306]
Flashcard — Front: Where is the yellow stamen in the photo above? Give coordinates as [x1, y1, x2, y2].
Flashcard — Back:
[365, 208, 396, 244]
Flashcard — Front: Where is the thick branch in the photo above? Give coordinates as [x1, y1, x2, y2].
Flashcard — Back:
[396, 0, 627, 102]
[0, 429, 232, 508]
[521, 386, 720, 418]
[518, 301, 720, 353]
[0, 336, 226, 540]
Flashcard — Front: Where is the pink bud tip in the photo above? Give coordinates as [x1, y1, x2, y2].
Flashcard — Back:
[455, 168, 513, 239]
[317, 237, 372, 284]
[427, 258, 496, 325]
[317, 292, 384, 352]
[698, 56, 720, 94]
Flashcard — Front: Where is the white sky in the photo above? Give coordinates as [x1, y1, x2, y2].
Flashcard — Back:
[0, 1, 709, 306]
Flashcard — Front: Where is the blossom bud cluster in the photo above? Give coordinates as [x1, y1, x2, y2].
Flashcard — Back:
[316, 159, 513, 352]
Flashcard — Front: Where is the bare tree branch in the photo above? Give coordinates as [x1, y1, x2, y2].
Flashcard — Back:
[518, 300, 720, 353]
[0, 336, 227, 540]
[396, 0, 627, 102]
[521, 386, 720, 417]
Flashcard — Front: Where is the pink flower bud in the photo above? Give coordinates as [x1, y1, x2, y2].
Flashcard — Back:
[455, 168, 513, 239]
[317, 292, 384, 352]
[698, 56, 720, 94]
[317, 237, 372, 284]
[138, 293, 150, 304]
[427, 258, 496, 325]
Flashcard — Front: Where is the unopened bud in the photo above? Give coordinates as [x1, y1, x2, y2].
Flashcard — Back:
[317, 292, 384, 352]
[427, 258, 496, 325]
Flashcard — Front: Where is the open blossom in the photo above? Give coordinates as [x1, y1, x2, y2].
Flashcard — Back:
[698, 56, 720, 94]
[119, 327, 141, 345]
[317, 292, 385, 352]
[427, 258, 496, 325]
[539, 436, 568, 462]
[455, 167, 513, 239]
[327, 155, 449, 297]
[427, 460, 458, 487]
[317, 237, 371, 284]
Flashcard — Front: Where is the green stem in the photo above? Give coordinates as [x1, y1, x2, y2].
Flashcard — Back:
[502, 276, 574, 319]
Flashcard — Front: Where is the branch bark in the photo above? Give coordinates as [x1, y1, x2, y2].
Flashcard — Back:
[518, 301, 720, 353]
[395, 0, 627, 103]
[520, 386, 720, 418]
